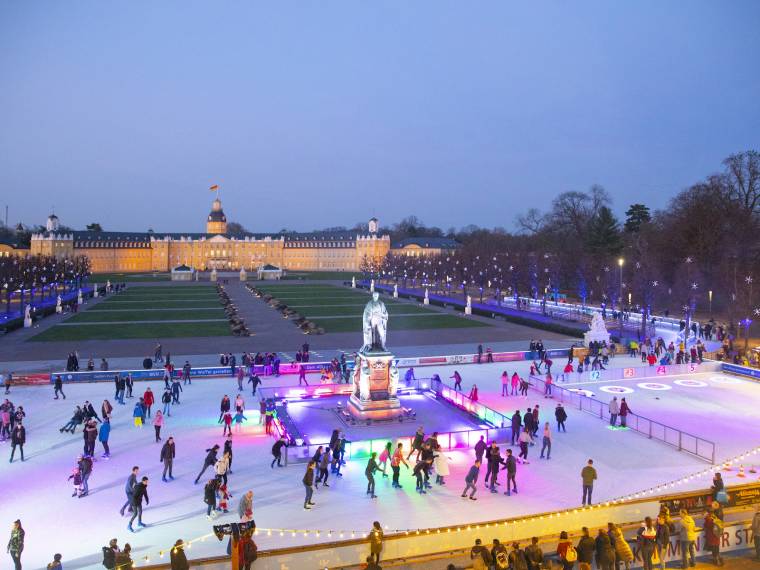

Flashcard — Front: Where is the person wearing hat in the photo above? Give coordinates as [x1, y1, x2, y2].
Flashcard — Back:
[170, 539, 189, 570]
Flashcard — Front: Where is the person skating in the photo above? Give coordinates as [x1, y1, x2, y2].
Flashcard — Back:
[9, 422, 25, 463]
[119, 466, 139, 516]
[153, 410, 164, 442]
[619, 398, 631, 428]
[204, 479, 218, 518]
[271, 436, 288, 468]
[540, 422, 552, 459]
[7, 519, 24, 570]
[413, 458, 429, 494]
[194, 444, 220, 484]
[215, 451, 231, 486]
[160, 436, 175, 481]
[451, 371, 462, 391]
[365, 452, 380, 498]
[433, 441, 450, 484]
[101, 399, 113, 420]
[390, 442, 409, 488]
[98, 416, 111, 458]
[127, 476, 149, 531]
[161, 389, 172, 416]
[217, 481, 231, 513]
[609, 397, 620, 427]
[68, 464, 83, 497]
[218, 395, 231, 423]
[316, 446, 331, 488]
[83, 419, 98, 457]
[132, 401, 144, 428]
[248, 372, 261, 395]
[555, 403, 567, 432]
[223, 434, 234, 473]
[60, 406, 84, 434]
[510, 410, 522, 445]
[222, 411, 233, 436]
[182, 361, 192, 385]
[488, 446, 505, 493]
[504, 448, 518, 496]
[233, 410, 247, 433]
[461, 459, 481, 500]
[581, 459, 597, 506]
[143, 387, 154, 418]
[474, 435, 487, 463]
[125, 373, 133, 398]
[518, 427, 533, 463]
[53, 375, 66, 400]
[378, 441, 392, 477]
[303, 460, 316, 509]
[238, 490, 254, 522]
[407, 426, 425, 461]
[78, 453, 93, 496]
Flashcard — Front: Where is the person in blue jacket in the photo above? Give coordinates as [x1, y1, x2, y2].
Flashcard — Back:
[99, 416, 111, 458]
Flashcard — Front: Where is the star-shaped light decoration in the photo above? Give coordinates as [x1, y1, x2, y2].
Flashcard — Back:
[746, 276, 753, 285]
[691, 282, 698, 290]
[635, 262, 641, 269]
[604, 266, 610, 272]
[754, 307, 760, 317]
[508, 265, 514, 271]
[652, 280, 659, 287]
[682, 305, 690, 313]
[685, 257, 693, 264]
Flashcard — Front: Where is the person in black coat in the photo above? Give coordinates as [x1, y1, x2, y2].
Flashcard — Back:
[170, 539, 189, 570]
[511, 411, 522, 445]
[160, 437, 176, 482]
[271, 436, 288, 468]
[204, 479, 218, 517]
[128, 477, 149, 530]
[555, 404, 568, 432]
[194, 445, 219, 484]
[54, 375, 66, 400]
[9, 423, 25, 462]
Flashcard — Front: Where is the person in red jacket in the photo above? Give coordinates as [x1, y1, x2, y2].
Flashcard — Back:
[143, 387, 155, 418]
[619, 398, 631, 428]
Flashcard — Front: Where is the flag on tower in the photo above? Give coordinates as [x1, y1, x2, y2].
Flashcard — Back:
[209, 184, 219, 191]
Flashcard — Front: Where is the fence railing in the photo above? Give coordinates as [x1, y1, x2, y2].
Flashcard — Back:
[527, 373, 716, 464]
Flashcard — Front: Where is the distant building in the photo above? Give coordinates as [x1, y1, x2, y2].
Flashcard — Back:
[390, 236, 460, 257]
[31, 198, 390, 273]
[0, 238, 30, 258]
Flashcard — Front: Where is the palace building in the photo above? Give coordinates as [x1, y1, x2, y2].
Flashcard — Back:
[31, 198, 390, 273]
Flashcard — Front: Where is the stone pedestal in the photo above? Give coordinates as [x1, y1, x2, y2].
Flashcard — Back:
[94, 284, 99, 298]
[23, 316, 32, 328]
[464, 295, 472, 315]
[423, 288, 429, 305]
[393, 285, 398, 299]
[348, 350, 402, 421]
[239, 268, 247, 282]
[210, 269, 218, 282]
[77, 289, 83, 305]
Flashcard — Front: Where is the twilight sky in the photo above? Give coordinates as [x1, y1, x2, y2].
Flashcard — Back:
[1, 1, 759, 234]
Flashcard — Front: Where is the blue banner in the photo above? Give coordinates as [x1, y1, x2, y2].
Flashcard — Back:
[722, 363, 760, 380]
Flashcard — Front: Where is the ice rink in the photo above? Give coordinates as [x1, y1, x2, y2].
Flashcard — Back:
[2, 357, 758, 569]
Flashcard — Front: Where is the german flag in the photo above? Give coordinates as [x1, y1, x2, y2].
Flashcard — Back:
[209, 184, 219, 191]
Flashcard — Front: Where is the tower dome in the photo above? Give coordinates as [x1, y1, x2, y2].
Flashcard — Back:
[46, 213, 60, 232]
[206, 198, 227, 234]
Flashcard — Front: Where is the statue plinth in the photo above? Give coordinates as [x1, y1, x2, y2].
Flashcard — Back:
[348, 349, 402, 421]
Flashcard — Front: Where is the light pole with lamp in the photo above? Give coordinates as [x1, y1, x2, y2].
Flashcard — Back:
[708, 290, 713, 318]
[618, 258, 624, 338]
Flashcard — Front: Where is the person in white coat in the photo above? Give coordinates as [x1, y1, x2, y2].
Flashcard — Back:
[433, 447, 450, 485]
[609, 397, 620, 427]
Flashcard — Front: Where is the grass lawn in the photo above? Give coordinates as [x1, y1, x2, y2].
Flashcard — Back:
[90, 300, 222, 310]
[30, 321, 231, 341]
[282, 271, 360, 281]
[91, 273, 170, 282]
[295, 304, 433, 317]
[312, 314, 489, 333]
[66, 308, 225, 323]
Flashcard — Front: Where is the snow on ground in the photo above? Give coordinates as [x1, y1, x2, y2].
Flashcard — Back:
[2, 358, 758, 569]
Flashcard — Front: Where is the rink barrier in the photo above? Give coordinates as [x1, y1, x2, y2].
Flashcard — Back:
[722, 362, 760, 381]
[136, 481, 760, 570]
[45, 348, 571, 384]
[553, 360, 721, 384]
[528, 368, 717, 464]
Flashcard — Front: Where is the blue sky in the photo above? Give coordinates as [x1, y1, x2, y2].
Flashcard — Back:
[1, 1, 758, 233]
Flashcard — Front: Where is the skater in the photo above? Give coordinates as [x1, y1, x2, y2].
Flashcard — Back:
[224, 435, 234, 473]
[217, 481, 231, 513]
[143, 387, 154, 418]
[218, 395, 231, 423]
[236, 366, 245, 391]
[78, 453, 93, 496]
[609, 397, 619, 427]
[474, 435, 487, 463]
[488, 446, 505, 493]
[511, 410, 522, 445]
[316, 446, 332, 488]
[7, 519, 24, 570]
[433, 443, 450, 484]
[271, 436, 288, 468]
[461, 459, 481, 500]
[132, 401, 144, 428]
[540, 422, 552, 459]
[161, 389, 172, 416]
[298, 364, 309, 386]
[9, 422, 25, 463]
[204, 479, 218, 518]
[365, 452, 380, 498]
[619, 398, 631, 428]
[127, 476, 149, 531]
[233, 409, 247, 433]
[101, 399, 113, 420]
[407, 426, 425, 461]
[378, 441, 392, 477]
[390, 442, 409, 488]
[83, 419, 98, 456]
[555, 403, 567, 432]
[97, 416, 112, 458]
[501, 371, 509, 396]
[504, 448, 517, 495]
[194, 444, 220, 484]
[125, 373, 133, 398]
[248, 372, 261, 395]
[451, 371, 462, 391]
[68, 466, 82, 497]
[581, 459, 597, 505]
[222, 411, 233, 436]
[303, 460, 316, 509]
[54, 375, 66, 399]
[120, 466, 140, 516]
[60, 407, 83, 435]
[239, 490, 254, 522]
[234, 393, 245, 413]
[182, 361, 192, 384]
[215, 451, 231, 486]
[518, 427, 532, 463]
[153, 410, 164, 442]
[469, 384, 479, 401]
[160, 436, 175, 481]
[413, 458, 431, 494]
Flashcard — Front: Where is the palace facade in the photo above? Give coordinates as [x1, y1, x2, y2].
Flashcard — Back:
[31, 198, 390, 273]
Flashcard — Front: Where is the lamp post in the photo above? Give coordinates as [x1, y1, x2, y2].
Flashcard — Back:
[708, 290, 713, 318]
[618, 258, 624, 339]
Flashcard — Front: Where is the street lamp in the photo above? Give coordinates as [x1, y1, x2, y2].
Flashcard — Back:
[618, 258, 624, 308]
[708, 290, 713, 318]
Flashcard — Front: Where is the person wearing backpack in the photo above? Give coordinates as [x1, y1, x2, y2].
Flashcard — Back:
[470, 538, 492, 570]
[576, 527, 596, 570]
[557, 531, 577, 570]
[101, 538, 120, 569]
[492, 539, 509, 570]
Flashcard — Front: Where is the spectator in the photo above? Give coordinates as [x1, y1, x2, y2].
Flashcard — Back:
[170, 539, 189, 570]
[470, 538, 492, 570]
[581, 459, 597, 506]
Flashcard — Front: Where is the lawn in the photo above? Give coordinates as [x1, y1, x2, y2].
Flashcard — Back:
[282, 271, 360, 281]
[90, 300, 222, 310]
[66, 308, 225, 323]
[255, 284, 490, 333]
[30, 321, 231, 341]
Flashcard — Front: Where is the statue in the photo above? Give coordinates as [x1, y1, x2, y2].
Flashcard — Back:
[93, 283, 99, 298]
[393, 284, 398, 298]
[362, 291, 388, 353]
[465, 294, 472, 315]
[370, 279, 375, 293]
[351, 276, 356, 288]
[77, 289, 83, 305]
[106, 280, 111, 292]
[55, 295, 62, 314]
[424, 287, 429, 305]
[23, 304, 32, 328]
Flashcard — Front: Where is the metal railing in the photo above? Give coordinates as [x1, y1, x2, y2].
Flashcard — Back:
[527, 373, 716, 463]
